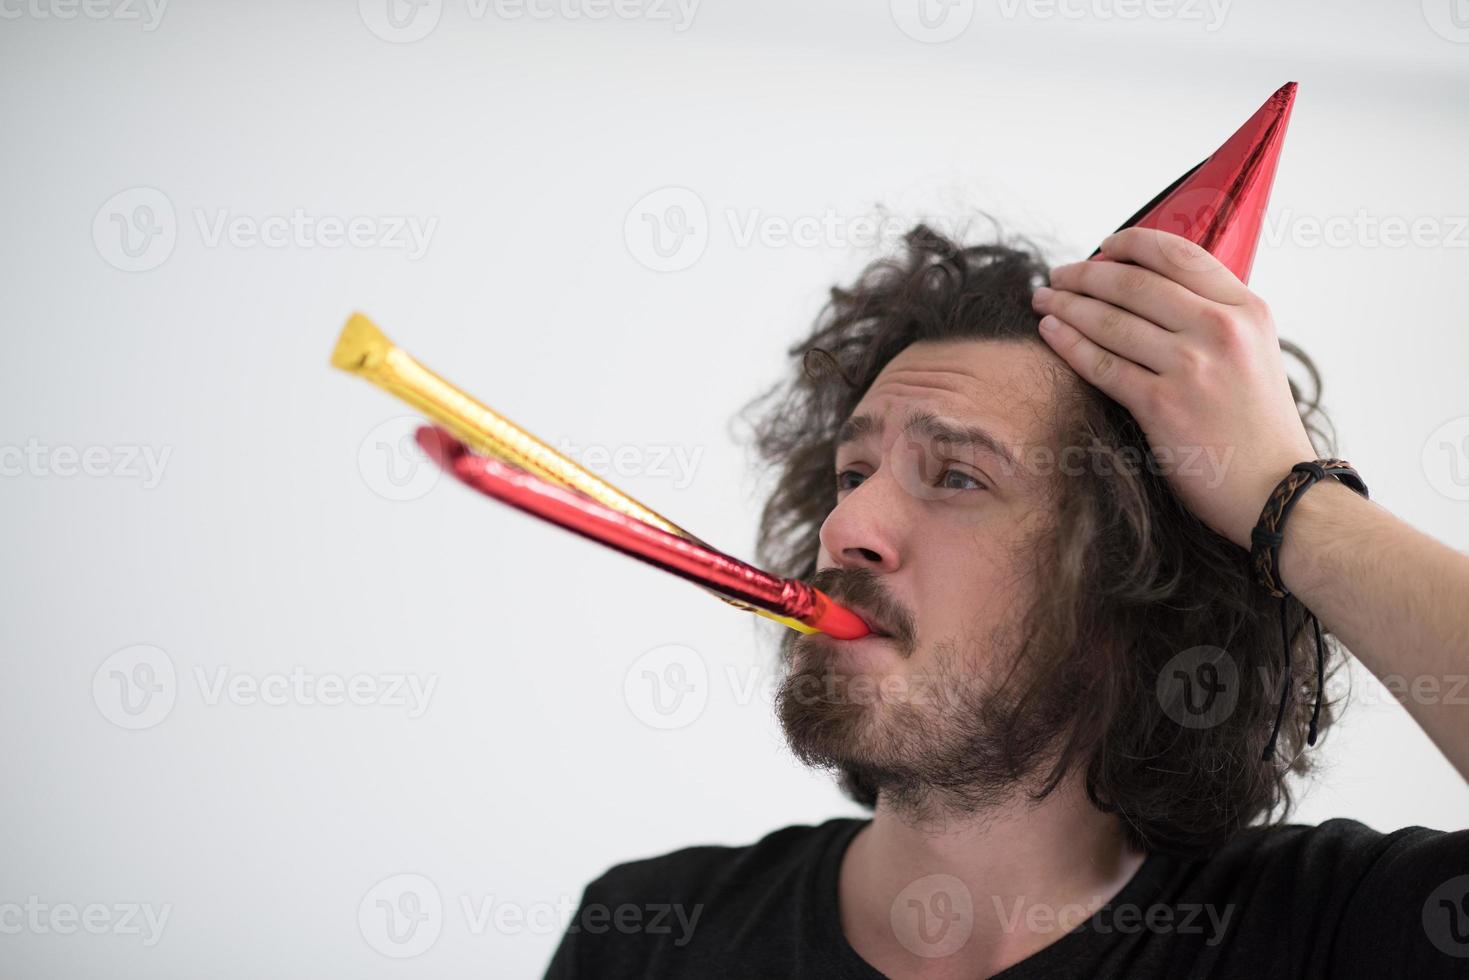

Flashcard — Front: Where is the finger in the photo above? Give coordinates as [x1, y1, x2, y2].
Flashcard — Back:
[1049, 258, 1205, 334]
[1098, 227, 1251, 306]
[1036, 313, 1156, 410]
[1032, 287, 1178, 374]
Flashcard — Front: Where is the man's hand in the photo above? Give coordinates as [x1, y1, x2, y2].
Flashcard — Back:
[1035, 227, 1469, 784]
[1031, 227, 1316, 550]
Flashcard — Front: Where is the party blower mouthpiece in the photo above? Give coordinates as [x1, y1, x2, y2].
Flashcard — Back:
[330, 313, 870, 640]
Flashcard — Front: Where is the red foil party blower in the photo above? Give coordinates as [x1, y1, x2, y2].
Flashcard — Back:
[415, 425, 872, 641]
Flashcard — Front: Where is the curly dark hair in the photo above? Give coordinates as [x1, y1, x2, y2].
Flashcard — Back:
[737, 219, 1341, 856]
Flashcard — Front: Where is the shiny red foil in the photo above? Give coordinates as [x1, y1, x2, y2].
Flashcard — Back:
[416, 426, 870, 640]
[1090, 81, 1297, 285]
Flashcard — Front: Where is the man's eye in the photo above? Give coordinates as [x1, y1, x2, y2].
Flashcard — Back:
[836, 467, 987, 494]
[938, 468, 987, 492]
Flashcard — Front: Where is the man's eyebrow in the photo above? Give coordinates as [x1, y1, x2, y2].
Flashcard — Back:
[836, 409, 1020, 472]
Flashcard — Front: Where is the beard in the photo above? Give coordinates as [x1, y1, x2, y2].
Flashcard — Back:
[775, 568, 1077, 821]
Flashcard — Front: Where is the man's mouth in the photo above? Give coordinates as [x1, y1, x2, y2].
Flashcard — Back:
[845, 604, 895, 640]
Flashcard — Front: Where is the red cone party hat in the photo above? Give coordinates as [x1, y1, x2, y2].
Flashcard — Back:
[1091, 82, 1297, 285]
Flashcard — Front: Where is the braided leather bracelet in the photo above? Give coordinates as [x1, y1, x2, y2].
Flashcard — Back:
[1249, 458, 1369, 760]
[1250, 459, 1369, 599]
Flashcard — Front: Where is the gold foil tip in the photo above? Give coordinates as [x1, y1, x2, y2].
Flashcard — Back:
[331, 312, 392, 376]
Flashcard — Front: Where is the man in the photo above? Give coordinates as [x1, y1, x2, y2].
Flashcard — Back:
[545, 223, 1469, 978]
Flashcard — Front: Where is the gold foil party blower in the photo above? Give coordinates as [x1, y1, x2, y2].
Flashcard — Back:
[330, 312, 858, 637]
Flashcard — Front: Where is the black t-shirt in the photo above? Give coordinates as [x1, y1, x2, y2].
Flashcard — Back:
[544, 816, 1469, 978]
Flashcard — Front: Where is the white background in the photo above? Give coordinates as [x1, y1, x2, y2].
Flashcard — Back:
[2, 1, 1468, 976]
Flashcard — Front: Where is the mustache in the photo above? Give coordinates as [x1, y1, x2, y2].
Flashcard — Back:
[806, 566, 916, 652]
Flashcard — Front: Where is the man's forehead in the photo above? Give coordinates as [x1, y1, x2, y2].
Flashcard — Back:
[851, 339, 1064, 447]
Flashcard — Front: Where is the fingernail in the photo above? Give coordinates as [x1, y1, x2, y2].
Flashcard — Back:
[1039, 315, 1058, 332]
[1032, 286, 1053, 305]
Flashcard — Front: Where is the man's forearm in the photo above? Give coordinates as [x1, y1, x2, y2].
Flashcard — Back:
[1278, 478, 1469, 780]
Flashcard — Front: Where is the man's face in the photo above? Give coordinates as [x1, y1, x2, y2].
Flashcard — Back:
[777, 337, 1071, 806]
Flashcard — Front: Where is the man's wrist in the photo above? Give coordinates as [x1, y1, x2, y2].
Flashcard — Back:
[1274, 477, 1362, 599]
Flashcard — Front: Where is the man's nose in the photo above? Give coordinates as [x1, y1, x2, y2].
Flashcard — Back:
[818, 468, 903, 574]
